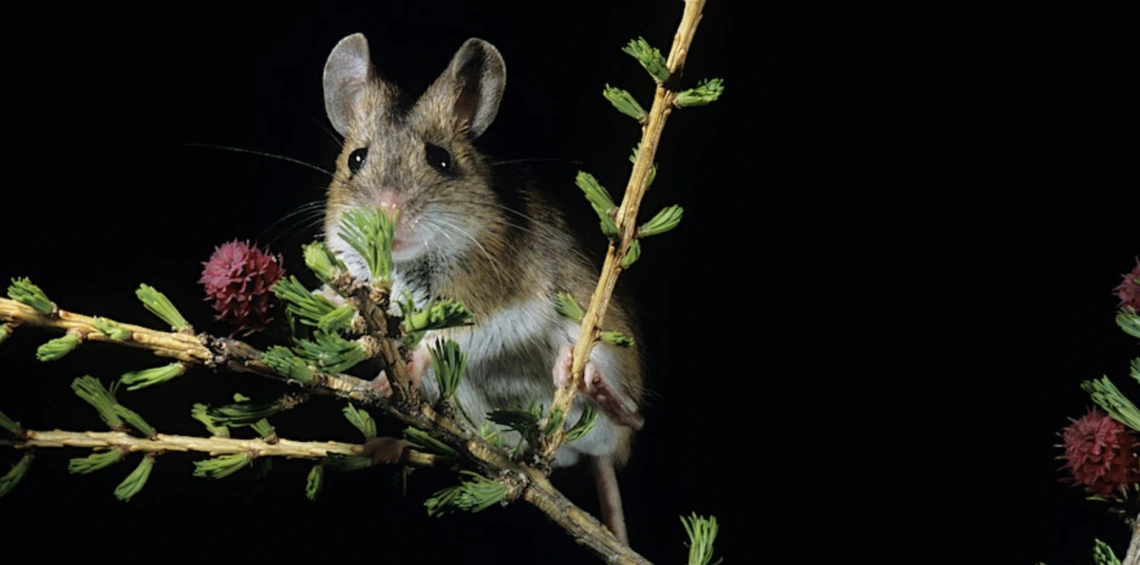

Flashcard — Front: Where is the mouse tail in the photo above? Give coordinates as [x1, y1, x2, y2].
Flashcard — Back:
[590, 455, 628, 545]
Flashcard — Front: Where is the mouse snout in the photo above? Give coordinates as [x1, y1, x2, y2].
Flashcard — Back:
[369, 190, 404, 219]
[363, 189, 420, 255]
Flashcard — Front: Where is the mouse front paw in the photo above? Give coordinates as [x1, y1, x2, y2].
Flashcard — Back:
[407, 336, 440, 390]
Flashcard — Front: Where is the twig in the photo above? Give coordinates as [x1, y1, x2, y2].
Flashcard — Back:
[0, 298, 212, 364]
[2, 429, 443, 468]
[543, 0, 708, 458]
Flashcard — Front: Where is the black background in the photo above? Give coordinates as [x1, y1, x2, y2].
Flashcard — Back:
[1, 2, 1137, 563]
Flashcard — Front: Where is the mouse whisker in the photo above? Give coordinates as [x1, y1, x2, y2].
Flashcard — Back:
[489, 157, 585, 168]
[426, 216, 504, 280]
[259, 202, 328, 248]
[432, 205, 598, 269]
[185, 143, 336, 178]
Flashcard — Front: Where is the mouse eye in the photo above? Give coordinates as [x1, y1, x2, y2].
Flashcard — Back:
[348, 147, 368, 175]
[424, 143, 455, 176]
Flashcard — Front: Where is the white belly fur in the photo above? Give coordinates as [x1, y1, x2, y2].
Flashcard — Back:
[413, 293, 626, 468]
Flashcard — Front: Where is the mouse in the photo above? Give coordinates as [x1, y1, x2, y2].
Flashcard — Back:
[317, 33, 647, 545]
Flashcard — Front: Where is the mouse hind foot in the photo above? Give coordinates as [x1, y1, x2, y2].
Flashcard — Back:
[553, 344, 644, 430]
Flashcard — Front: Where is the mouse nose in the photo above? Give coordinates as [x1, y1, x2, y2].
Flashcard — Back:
[370, 190, 404, 221]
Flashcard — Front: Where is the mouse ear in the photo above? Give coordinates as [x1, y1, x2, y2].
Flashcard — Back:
[324, 33, 393, 136]
[420, 38, 506, 139]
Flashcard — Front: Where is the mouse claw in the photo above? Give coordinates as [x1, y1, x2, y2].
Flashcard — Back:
[362, 436, 414, 466]
[372, 371, 392, 397]
[553, 344, 575, 389]
[313, 284, 345, 306]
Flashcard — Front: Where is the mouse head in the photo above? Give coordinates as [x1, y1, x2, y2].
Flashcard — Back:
[322, 33, 507, 280]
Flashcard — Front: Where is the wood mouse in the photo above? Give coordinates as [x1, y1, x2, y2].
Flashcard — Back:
[319, 33, 646, 544]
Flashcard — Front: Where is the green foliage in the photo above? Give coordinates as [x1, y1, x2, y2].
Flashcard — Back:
[343, 403, 377, 441]
[318, 304, 356, 333]
[120, 363, 185, 391]
[675, 78, 725, 107]
[576, 171, 619, 238]
[1131, 357, 1140, 384]
[36, 333, 80, 361]
[112, 403, 156, 438]
[621, 240, 642, 269]
[479, 422, 507, 449]
[302, 241, 348, 287]
[272, 275, 338, 329]
[543, 407, 564, 437]
[338, 207, 397, 284]
[191, 403, 229, 437]
[306, 464, 323, 501]
[1118, 306, 1140, 339]
[603, 85, 647, 122]
[600, 331, 635, 348]
[404, 427, 458, 457]
[0, 323, 10, 345]
[552, 292, 585, 322]
[69, 449, 125, 474]
[622, 37, 669, 83]
[430, 339, 467, 400]
[114, 455, 155, 501]
[194, 453, 252, 479]
[292, 331, 367, 374]
[681, 513, 723, 565]
[250, 419, 275, 439]
[0, 455, 33, 498]
[1093, 538, 1121, 565]
[488, 405, 541, 438]
[261, 346, 315, 383]
[72, 376, 123, 429]
[0, 409, 21, 436]
[424, 470, 507, 517]
[639, 205, 684, 237]
[8, 277, 54, 315]
[135, 284, 191, 331]
[1081, 376, 1140, 433]
[401, 299, 475, 347]
[564, 405, 599, 442]
[92, 317, 132, 340]
[205, 398, 286, 427]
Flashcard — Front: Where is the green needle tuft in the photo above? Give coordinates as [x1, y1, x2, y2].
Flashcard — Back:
[8, 277, 55, 315]
[675, 78, 725, 107]
[69, 450, 125, 474]
[622, 37, 669, 83]
[36, 333, 80, 361]
[120, 363, 185, 391]
[0, 454, 33, 498]
[638, 206, 684, 237]
[135, 284, 191, 331]
[343, 403, 377, 441]
[681, 513, 723, 565]
[603, 85, 648, 122]
[194, 453, 252, 479]
[552, 292, 585, 322]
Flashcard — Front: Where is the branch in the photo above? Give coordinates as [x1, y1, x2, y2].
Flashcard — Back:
[543, 0, 708, 457]
[0, 296, 650, 564]
[2, 429, 444, 468]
